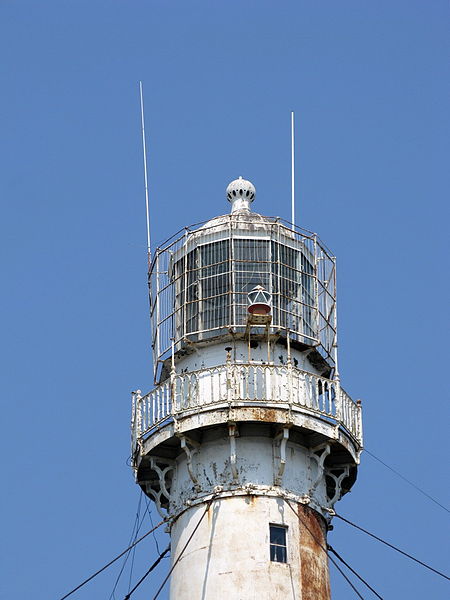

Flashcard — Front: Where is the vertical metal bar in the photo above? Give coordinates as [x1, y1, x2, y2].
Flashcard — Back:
[155, 253, 161, 382]
[183, 230, 188, 341]
[131, 391, 136, 431]
[226, 349, 232, 405]
[333, 257, 342, 421]
[291, 111, 295, 228]
[197, 237, 203, 334]
[276, 224, 281, 330]
[286, 330, 293, 405]
[149, 263, 155, 374]
[227, 220, 232, 328]
[313, 235, 319, 346]
[308, 374, 313, 408]
[230, 218, 236, 328]
[137, 390, 142, 439]
[210, 368, 214, 406]
[357, 400, 363, 446]
[139, 81, 151, 261]
[170, 338, 176, 414]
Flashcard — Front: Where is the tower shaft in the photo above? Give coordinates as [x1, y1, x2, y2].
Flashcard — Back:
[131, 177, 362, 598]
[170, 498, 330, 600]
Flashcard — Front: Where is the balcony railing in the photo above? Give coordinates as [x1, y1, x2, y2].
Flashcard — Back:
[131, 363, 362, 451]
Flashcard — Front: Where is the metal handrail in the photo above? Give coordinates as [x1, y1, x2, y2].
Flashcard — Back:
[131, 363, 362, 448]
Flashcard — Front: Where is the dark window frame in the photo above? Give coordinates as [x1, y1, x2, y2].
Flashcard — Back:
[269, 523, 288, 563]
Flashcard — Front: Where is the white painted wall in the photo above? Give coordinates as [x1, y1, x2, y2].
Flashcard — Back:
[170, 434, 328, 522]
[170, 495, 303, 600]
[176, 340, 321, 375]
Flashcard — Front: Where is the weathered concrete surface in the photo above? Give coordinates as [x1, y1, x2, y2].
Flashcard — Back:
[168, 434, 329, 519]
[298, 504, 331, 600]
[169, 496, 330, 600]
[140, 405, 360, 465]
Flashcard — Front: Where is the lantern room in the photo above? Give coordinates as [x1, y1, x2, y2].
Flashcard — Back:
[149, 177, 337, 384]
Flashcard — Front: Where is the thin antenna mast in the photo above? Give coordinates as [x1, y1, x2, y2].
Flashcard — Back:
[291, 111, 295, 227]
[139, 81, 151, 263]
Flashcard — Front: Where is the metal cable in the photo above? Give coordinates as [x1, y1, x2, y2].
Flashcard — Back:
[126, 495, 164, 593]
[151, 497, 215, 600]
[284, 500, 365, 599]
[124, 545, 170, 600]
[110, 493, 144, 600]
[57, 517, 170, 600]
[126, 501, 151, 594]
[334, 513, 450, 581]
[329, 556, 366, 600]
[328, 545, 384, 599]
[365, 449, 449, 514]
[145, 496, 161, 554]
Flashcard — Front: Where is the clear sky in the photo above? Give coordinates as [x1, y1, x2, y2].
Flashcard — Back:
[1, 1, 449, 599]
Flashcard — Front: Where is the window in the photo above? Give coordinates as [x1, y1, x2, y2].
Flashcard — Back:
[233, 238, 271, 325]
[270, 524, 287, 563]
[173, 236, 317, 343]
[174, 240, 231, 338]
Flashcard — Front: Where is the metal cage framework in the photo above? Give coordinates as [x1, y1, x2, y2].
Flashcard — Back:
[149, 214, 337, 382]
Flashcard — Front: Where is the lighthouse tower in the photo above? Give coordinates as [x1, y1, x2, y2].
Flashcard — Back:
[131, 177, 363, 599]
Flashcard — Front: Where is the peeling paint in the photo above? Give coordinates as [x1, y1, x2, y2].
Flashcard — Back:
[299, 505, 331, 600]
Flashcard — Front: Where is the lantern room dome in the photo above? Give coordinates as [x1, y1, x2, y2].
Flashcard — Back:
[226, 176, 255, 214]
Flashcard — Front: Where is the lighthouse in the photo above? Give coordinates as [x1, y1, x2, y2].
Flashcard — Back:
[131, 176, 363, 599]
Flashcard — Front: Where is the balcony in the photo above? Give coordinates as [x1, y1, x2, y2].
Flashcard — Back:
[131, 363, 363, 456]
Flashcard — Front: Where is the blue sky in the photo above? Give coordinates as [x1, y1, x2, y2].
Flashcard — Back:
[1, 1, 449, 598]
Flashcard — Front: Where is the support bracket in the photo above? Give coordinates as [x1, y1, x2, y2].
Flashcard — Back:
[228, 422, 239, 483]
[180, 435, 201, 492]
[274, 427, 290, 486]
[308, 443, 330, 497]
[142, 456, 175, 519]
[325, 464, 351, 506]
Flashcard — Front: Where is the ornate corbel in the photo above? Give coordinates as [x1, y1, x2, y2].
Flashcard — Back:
[308, 443, 331, 497]
[274, 427, 290, 486]
[228, 422, 239, 482]
[179, 435, 201, 492]
[142, 456, 175, 519]
[325, 464, 351, 506]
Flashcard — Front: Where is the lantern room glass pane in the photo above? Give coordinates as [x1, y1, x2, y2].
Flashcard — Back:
[233, 239, 271, 324]
[173, 233, 317, 347]
[198, 240, 230, 332]
[175, 240, 231, 338]
[271, 241, 315, 342]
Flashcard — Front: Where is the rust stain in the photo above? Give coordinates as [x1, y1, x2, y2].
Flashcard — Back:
[298, 505, 331, 600]
[248, 407, 279, 422]
[261, 408, 277, 422]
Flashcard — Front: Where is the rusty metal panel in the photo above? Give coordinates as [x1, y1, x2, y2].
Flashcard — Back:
[299, 504, 331, 600]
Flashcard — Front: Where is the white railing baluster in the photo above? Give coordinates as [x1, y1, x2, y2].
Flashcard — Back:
[266, 366, 273, 401]
[357, 400, 363, 446]
[156, 388, 160, 422]
[209, 369, 214, 405]
[341, 390, 346, 429]
[136, 391, 142, 438]
[132, 363, 362, 447]
[220, 367, 226, 402]
[187, 375, 192, 407]
[335, 376, 341, 421]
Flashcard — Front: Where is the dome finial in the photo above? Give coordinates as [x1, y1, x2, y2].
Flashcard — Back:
[226, 176, 256, 214]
